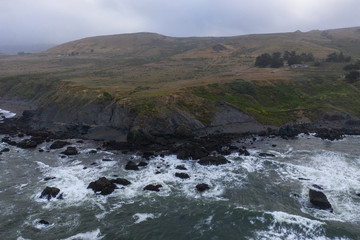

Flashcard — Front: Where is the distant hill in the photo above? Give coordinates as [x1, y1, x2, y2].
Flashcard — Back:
[45, 27, 360, 59]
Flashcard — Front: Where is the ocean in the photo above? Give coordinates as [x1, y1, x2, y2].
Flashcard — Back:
[0, 109, 359, 239]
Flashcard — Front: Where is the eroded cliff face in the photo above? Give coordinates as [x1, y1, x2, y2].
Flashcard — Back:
[18, 100, 266, 142]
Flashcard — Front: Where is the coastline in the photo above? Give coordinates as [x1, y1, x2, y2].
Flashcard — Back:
[1, 100, 360, 159]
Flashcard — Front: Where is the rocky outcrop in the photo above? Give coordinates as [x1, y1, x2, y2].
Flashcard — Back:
[125, 161, 139, 170]
[198, 156, 230, 166]
[17, 139, 38, 149]
[175, 172, 190, 179]
[61, 147, 78, 155]
[175, 142, 209, 160]
[110, 178, 131, 186]
[87, 177, 117, 195]
[309, 189, 332, 211]
[196, 183, 210, 192]
[0, 148, 10, 153]
[143, 184, 162, 192]
[315, 128, 343, 141]
[40, 187, 60, 200]
[38, 220, 50, 225]
[175, 165, 187, 170]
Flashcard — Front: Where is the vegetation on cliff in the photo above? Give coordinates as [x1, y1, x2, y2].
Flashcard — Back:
[1, 27, 360, 128]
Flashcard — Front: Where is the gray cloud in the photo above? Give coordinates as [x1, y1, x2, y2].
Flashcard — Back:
[0, 0, 360, 46]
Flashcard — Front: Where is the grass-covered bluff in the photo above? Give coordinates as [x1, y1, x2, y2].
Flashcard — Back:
[1, 27, 360, 131]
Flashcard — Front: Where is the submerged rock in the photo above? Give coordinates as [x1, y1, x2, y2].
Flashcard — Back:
[196, 183, 210, 192]
[309, 189, 332, 211]
[49, 140, 69, 149]
[259, 153, 275, 158]
[198, 156, 230, 166]
[87, 177, 116, 195]
[143, 184, 162, 192]
[40, 187, 60, 200]
[44, 177, 56, 181]
[61, 147, 78, 155]
[125, 161, 139, 170]
[175, 172, 190, 179]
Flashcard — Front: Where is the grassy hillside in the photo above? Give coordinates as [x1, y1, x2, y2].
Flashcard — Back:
[1, 27, 360, 125]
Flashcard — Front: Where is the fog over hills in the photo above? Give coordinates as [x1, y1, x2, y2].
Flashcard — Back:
[0, 44, 55, 55]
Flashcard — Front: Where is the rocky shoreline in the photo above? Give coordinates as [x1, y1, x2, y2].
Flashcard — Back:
[1, 106, 356, 226]
[1, 105, 360, 157]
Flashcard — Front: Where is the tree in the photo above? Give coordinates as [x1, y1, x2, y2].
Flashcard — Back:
[255, 53, 272, 67]
[345, 71, 360, 83]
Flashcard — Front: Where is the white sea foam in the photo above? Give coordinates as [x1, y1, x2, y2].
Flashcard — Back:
[251, 211, 332, 240]
[133, 213, 160, 224]
[60, 229, 103, 240]
[0, 108, 16, 120]
[268, 147, 360, 223]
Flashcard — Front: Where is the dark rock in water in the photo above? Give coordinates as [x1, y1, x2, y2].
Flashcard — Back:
[196, 183, 210, 192]
[102, 158, 112, 162]
[239, 149, 250, 156]
[38, 220, 49, 225]
[39, 149, 44, 152]
[40, 187, 60, 200]
[1, 148, 10, 153]
[309, 189, 332, 210]
[143, 184, 162, 192]
[50, 141, 69, 150]
[176, 165, 187, 170]
[272, 144, 277, 147]
[18, 133, 24, 138]
[61, 147, 78, 155]
[138, 161, 148, 167]
[57, 193, 64, 200]
[17, 139, 38, 149]
[175, 172, 190, 179]
[198, 156, 230, 166]
[88, 150, 97, 154]
[87, 177, 117, 195]
[312, 184, 324, 190]
[315, 128, 343, 141]
[142, 151, 154, 159]
[298, 178, 310, 181]
[291, 193, 300, 198]
[2, 137, 17, 146]
[176, 142, 209, 160]
[356, 193, 360, 197]
[259, 153, 275, 158]
[110, 178, 131, 186]
[125, 161, 139, 170]
[44, 177, 56, 181]
[76, 140, 84, 143]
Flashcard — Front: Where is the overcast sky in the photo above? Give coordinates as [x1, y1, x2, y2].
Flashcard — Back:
[1, 0, 360, 46]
